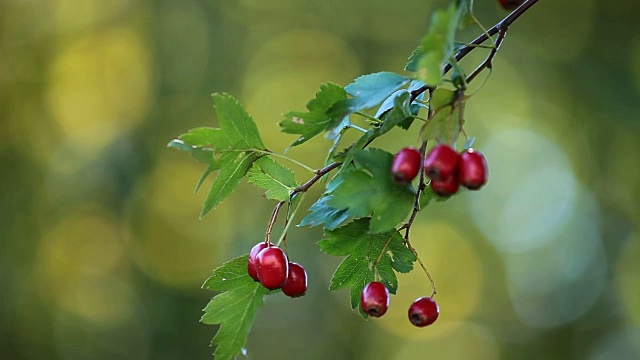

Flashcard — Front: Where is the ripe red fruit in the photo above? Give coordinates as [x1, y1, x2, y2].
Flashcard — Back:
[360, 282, 390, 317]
[256, 247, 289, 290]
[281, 262, 308, 298]
[458, 149, 488, 190]
[408, 297, 439, 327]
[391, 147, 422, 185]
[430, 173, 459, 197]
[424, 144, 459, 181]
[498, 0, 525, 10]
[248, 242, 270, 281]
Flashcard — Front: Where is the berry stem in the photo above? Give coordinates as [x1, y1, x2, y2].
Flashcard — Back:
[405, 236, 437, 297]
[275, 193, 306, 247]
[265, 200, 285, 244]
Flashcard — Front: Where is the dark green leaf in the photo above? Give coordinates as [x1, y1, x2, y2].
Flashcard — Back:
[317, 219, 415, 316]
[280, 83, 348, 147]
[246, 157, 297, 201]
[298, 196, 349, 230]
[405, 47, 424, 72]
[328, 72, 409, 118]
[327, 149, 415, 233]
[201, 152, 259, 218]
[201, 255, 269, 360]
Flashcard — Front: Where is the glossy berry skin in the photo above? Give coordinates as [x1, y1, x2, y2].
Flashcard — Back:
[281, 262, 307, 298]
[408, 297, 439, 327]
[391, 147, 422, 185]
[256, 247, 289, 290]
[498, 0, 525, 10]
[424, 144, 459, 181]
[430, 173, 459, 197]
[360, 282, 390, 317]
[248, 242, 270, 281]
[458, 149, 488, 190]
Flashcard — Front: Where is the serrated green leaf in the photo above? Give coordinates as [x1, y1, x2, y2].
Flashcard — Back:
[405, 47, 424, 72]
[213, 93, 265, 149]
[318, 219, 414, 317]
[328, 72, 409, 118]
[201, 255, 269, 360]
[298, 196, 349, 230]
[201, 152, 259, 218]
[246, 157, 297, 201]
[280, 83, 348, 147]
[417, 3, 463, 85]
[327, 149, 415, 233]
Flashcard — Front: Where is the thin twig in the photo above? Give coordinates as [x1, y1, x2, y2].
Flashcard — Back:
[410, 0, 540, 102]
[465, 25, 507, 84]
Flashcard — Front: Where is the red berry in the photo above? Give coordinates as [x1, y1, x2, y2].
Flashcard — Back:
[391, 147, 422, 185]
[408, 297, 439, 327]
[497, 0, 524, 10]
[458, 149, 488, 190]
[281, 262, 307, 298]
[424, 144, 459, 181]
[256, 247, 289, 290]
[248, 242, 270, 281]
[360, 282, 390, 317]
[430, 173, 459, 197]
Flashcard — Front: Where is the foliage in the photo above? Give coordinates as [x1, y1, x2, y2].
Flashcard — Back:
[168, 0, 537, 357]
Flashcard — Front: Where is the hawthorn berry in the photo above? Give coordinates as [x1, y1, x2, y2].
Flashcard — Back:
[391, 147, 422, 185]
[408, 297, 439, 327]
[430, 173, 459, 197]
[458, 149, 488, 190]
[497, 0, 525, 11]
[256, 247, 289, 290]
[281, 262, 308, 298]
[360, 282, 390, 317]
[248, 242, 270, 281]
[424, 144, 459, 181]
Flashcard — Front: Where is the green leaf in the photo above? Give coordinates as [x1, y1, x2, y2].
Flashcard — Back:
[179, 127, 232, 149]
[212, 93, 265, 149]
[280, 83, 348, 147]
[421, 89, 465, 143]
[328, 72, 409, 118]
[298, 196, 349, 230]
[417, 3, 464, 85]
[327, 149, 415, 233]
[317, 219, 415, 316]
[246, 157, 297, 201]
[201, 152, 259, 218]
[405, 47, 424, 72]
[201, 255, 269, 360]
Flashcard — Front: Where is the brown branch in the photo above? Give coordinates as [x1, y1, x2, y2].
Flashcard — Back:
[264, 161, 342, 244]
[410, 0, 540, 101]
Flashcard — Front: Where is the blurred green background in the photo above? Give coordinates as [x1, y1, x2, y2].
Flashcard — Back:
[2, 0, 640, 359]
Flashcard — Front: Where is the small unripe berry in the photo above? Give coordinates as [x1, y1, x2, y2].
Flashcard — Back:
[408, 297, 439, 327]
[498, 0, 525, 10]
[248, 242, 270, 281]
[424, 144, 459, 181]
[391, 147, 422, 185]
[256, 247, 289, 290]
[282, 262, 308, 298]
[360, 282, 390, 317]
[430, 174, 459, 197]
[458, 149, 488, 190]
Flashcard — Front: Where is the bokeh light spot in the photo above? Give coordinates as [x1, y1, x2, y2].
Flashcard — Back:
[47, 27, 152, 152]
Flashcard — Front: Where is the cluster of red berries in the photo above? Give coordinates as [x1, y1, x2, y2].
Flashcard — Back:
[391, 144, 488, 197]
[247, 242, 307, 298]
[360, 282, 439, 327]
